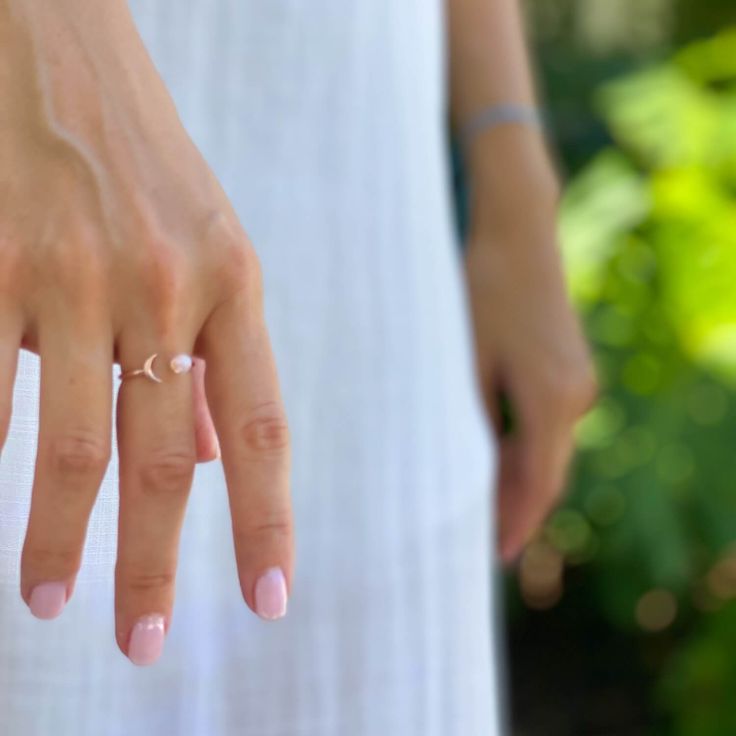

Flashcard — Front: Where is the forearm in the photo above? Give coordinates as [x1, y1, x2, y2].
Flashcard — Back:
[447, 0, 560, 237]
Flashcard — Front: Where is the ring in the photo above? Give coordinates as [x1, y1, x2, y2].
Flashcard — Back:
[118, 352, 193, 384]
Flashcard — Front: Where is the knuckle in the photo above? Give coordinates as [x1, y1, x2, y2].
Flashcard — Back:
[240, 407, 290, 457]
[49, 233, 108, 290]
[48, 432, 111, 477]
[202, 209, 245, 254]
[138, 447, 196, 496]
[250, 515, 293, 540]
[546, 366, 599, 417]
[24, 545, 79, 575]
[579, 372, 600, 412]
[562, 372, 598, 414]
[137, 233, 191, 310]
[217, 237, 263, 302]
[236, 512, 293, 548]
[122, 567, 176, 595]
[148, 254, 187, 299]
[555, 376, 584, 405]
[227, 237, 260, 276]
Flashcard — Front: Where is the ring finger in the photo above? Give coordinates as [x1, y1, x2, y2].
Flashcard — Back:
[114, 330, 197, 666]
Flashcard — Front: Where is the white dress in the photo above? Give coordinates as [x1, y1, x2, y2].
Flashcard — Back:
[0, 1, 502, 733]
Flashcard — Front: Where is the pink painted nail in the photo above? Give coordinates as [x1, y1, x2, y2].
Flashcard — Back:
[29, 582, 67, 620]
[254, 567, 288, 620]
[128, 614, 166, 666]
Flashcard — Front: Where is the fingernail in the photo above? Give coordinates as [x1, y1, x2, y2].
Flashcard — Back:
[214, 437, 221, 460]
[254, 567, 288, 620]
[29, 582, 68, 620]
[128, 613, 166, 666]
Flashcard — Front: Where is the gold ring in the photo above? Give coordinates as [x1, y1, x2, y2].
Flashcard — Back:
[118, 353, 193, 384]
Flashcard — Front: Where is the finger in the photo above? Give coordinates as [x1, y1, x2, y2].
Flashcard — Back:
[199, 281, 293, 621]
[498, 425, 573, 564]
[192, 356, 219, 463]
[496, 379, 576, 565]
[0, 311, 23, 453]
[115, 335, 197, 665]
[20, 316, 113, 620]
[497, 429, 573, 564]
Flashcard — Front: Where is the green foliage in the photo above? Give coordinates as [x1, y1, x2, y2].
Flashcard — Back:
[554, 27, 736, 728]
[659, 602, 736, 736]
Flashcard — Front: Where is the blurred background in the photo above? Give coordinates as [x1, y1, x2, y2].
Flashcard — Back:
[456, 1, 735, 734]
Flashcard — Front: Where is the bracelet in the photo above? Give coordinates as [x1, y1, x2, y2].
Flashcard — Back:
[458, 103, 547, 152]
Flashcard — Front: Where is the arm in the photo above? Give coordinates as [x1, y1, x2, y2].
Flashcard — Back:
[448, 0, 559, 236]
[447, 0, 598, 563]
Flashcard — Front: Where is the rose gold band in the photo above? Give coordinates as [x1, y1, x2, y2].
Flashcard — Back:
[118, 352, 193, 384]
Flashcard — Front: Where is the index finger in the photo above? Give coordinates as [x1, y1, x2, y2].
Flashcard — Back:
[497, 401, 574, 564]
[198, 261, 293, 621]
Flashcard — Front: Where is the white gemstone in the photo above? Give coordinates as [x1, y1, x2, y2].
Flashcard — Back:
[170, 354, 193, 374]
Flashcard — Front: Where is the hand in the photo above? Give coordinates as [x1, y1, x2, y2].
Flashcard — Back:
[1, 0, 293, 662]
[463, 157, 597, 565]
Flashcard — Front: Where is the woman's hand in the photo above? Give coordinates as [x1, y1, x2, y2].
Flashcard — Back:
[463, 128, 598, 565]
[1, 0, 293, 663]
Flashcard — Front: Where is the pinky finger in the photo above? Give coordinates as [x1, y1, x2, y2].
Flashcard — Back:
[191, 357, 220, 463]
[0, 314, 23, 452]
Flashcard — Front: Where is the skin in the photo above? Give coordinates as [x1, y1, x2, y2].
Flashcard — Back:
[448, 0, 599, 563]
[0, 0, 292, 659]
[0, 0, 592, 660]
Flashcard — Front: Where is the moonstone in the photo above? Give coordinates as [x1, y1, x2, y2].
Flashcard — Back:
[170, 354, 193, 374]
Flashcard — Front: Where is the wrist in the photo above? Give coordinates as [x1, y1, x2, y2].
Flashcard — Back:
[464, 125, 562, 244]
[466, 123, 560, 196]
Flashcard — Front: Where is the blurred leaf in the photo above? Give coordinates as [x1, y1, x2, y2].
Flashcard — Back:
[508, 21, 736, 735]
[659, 602, 736, 735]
[559, 149, 649, 304]
[596, 65, 724, 167]
[675, 27, 736, 85]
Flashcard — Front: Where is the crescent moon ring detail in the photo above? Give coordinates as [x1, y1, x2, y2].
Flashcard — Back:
[119, 352, 163, 383]
[143, 353, 163, 383]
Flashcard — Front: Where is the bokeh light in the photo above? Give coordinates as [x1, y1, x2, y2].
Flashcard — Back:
[635, 589, 678, 631]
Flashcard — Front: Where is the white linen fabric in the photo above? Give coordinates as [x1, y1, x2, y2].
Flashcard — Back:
[0, 0, 503, 733]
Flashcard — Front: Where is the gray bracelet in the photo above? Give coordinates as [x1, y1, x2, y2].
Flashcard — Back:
[458, 103, 547, 151]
